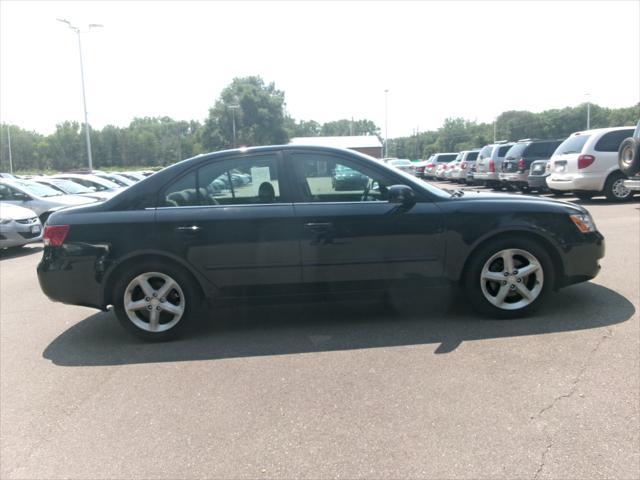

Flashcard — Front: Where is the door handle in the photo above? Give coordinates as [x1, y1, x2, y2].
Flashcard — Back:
[304, 222, 333, 230]
[175, 225, 201, 233]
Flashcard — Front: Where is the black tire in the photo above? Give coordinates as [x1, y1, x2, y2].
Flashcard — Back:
[603, 171, 633, 202]
[113, 261, 201, 341]
[618, 137, 640, 177]
[464, 236, 555, 319]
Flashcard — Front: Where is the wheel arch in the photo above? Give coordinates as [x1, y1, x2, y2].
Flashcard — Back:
[458, 229, 565, 291]
[102, 252, 212, 307]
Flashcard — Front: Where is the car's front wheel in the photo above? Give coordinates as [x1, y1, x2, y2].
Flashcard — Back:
[113, 263, 200, 341]
[465, 237, 554, 318]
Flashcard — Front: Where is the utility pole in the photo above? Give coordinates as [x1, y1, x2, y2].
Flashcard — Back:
[229, 105, 239, 148]
[384, 89, 389, 157]
[493, 120, 497, 143]
[7, 125, 13, 174]
[585, 93, 591, 130]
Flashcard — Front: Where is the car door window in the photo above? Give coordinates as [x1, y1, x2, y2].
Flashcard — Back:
[594, 129, 634, 152]
[161, 154, 281, 207]
[290, 153, 397, 203]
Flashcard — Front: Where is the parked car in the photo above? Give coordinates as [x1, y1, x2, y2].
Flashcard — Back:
[546, 126, 636, 201]
[445, 158, 463, 180]
[33, 177, 115, 201]
[618, 121, 640, 192]
[93, 172, 135, 187]
[387, 159, 416, 175]
[331, 164, 369, 190]
[0, 179, 95, 224]
[434, 161, 454, 180]
[452, 150, 480, 183]
[0, 173, 17, 179]
[51, 173, 123, 194]
[527, 160, 554, 192]
[0, 203, 42, 248]
[474, 142, 515, 189]
[116, 172, 146, 182]
[499, 139, 563, 191]
[38, 145, 604, 341]
[416, 153, 458, 179]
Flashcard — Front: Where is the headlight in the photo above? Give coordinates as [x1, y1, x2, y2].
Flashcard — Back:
[570, 213, 596, 233]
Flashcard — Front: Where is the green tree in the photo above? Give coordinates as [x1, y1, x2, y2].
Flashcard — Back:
[201, 76, 288, 150]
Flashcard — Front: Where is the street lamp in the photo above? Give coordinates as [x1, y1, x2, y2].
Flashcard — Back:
[57, 18, 102, 172]
[384, 89, 389, 158]
[585, 93, 591, 130]
[228, 105, 239, 148]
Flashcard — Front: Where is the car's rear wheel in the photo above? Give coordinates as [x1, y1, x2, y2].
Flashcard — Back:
[603, 172, 633, 202]
[465, 237, 554, 318]
[113, 263, 200, 341]
[618, 137, 640, 176]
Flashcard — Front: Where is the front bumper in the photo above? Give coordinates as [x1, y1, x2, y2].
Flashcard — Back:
[527, 173, 549, 189]
[0, 221, 42, 248]
[560, 232, 605, 287]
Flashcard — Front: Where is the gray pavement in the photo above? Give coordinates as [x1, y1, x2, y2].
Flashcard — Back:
[1, 192, 638, 479]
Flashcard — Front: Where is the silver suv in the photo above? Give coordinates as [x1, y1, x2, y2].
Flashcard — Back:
[474, 142, 514, 189]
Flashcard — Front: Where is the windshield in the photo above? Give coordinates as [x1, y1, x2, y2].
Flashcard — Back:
[14, 180, 63, 197]
[554, 134, 591, 155]
[50, 179, 93, 194]
[478, 145, 493, 160]
[96, 174, 129, 187]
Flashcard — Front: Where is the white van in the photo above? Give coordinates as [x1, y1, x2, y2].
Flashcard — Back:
[546, 126, 636, 201]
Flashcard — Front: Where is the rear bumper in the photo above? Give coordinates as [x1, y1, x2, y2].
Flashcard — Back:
[546, 172, 604, 192]
[474, 172, 499, 182]
[623, 178, 640, 191]
[499, 172, 528, 183]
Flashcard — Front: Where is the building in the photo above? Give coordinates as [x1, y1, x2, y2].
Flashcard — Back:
[289, 135, 383, 159]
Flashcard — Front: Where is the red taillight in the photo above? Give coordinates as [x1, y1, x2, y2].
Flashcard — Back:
[426, 163, 434, 168]
[518, 158, 525, 171]
[443, 165, 448, 170]
[578, 154, 596, 169]
[43, 225, 70, 247]
[489, 160, 495, 172]
[461, 162, 467, 169]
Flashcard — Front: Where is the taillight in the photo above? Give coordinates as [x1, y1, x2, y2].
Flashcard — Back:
[489, 160, 495, 172]
[461, 162, 467, 169]
[443, 165, 448, 170]
[427, 163, 434, 168]
[578, 155, 596, 169]
[518, 158, 525, 171]
[43, 225, 70, 247]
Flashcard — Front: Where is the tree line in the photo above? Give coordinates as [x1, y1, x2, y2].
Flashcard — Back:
[1, 75, 637, 172]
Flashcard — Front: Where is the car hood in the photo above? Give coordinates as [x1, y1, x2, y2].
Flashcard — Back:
[448, 190, 587, 212]
[0, 202, 38, 220]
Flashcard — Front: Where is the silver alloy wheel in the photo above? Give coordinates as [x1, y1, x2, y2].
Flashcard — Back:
[124, 272, 185, 332]
[480, 248, 544, 311]
[611, 178, 630, 199]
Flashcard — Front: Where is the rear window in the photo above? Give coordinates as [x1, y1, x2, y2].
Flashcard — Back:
[496, 145, 512, 158]
[504, 143, 528, 159]
[436, 154, 457, 162]
[478, 145, 493, 159]
[523, 141, 560, 157]
[594, 129, 634, 152]
[466, 151, 479, 161]
[555, 135, 590, 155]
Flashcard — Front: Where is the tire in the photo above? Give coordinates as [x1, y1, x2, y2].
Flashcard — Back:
[464, 236, 554, 319]
[603, 172, 633, 202]
[618, 137, 640, 177]
[113, 262, 201, 341]
[574, 191, 594, 200]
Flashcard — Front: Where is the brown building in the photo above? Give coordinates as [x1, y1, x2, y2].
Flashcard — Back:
[289, 135, 383, 158]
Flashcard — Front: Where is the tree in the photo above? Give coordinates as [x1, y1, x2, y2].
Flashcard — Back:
[320, 118, 380, 137]
[201, 76, 288, 151]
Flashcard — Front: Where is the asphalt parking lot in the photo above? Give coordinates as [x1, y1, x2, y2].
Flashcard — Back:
[1, 189, 638, 480]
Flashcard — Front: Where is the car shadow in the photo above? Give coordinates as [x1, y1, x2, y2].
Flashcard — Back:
[43, 282, 634, 367]
[0, 244, 43, 260]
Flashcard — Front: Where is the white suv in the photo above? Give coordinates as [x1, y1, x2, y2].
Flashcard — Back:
[546, 126, 636, 201]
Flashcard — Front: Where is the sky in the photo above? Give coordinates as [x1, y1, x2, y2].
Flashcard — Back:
[1, 0, 639, 138]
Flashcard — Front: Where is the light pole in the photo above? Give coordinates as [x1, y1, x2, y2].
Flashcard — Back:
[585, 93, 591, 130]
[57, 18, 102, 172]
[6, 125, 13, 174]
[384, 89, 389, 158]
[228, 105, 239, 148]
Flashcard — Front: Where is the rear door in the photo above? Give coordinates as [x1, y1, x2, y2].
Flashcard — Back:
[285, 150, 446, 284]
[155, 152, 301, 290]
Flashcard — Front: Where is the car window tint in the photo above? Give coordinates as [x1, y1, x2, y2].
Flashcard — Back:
[555, 135, 590, 155]
[163, 171, 198, 207]
[291, 153, 395, 203]
[467, 151, 479, 161]
[438, 154, 457, 162]
[198, 155, 280, 205]
[497, 145, 512, 157]
[523, 142, 551, 157]
[0, 184, 13, 200]
[594, 129, 634, 152]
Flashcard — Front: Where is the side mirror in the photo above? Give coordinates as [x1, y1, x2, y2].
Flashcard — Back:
[388, 184, 416, 208]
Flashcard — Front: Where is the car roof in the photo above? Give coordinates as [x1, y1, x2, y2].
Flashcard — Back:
[568, 126, 636, 136]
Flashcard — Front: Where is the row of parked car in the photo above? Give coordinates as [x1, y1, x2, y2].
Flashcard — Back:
[0, 170, 154, 249]
[413, 125, 639, 202]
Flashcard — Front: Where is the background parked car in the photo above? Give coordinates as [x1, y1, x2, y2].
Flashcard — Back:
[618, 121, 640, 192]
[547, 126, 636, 201]
[387, 159, 416, 175]
[527, 160, 554, 192]
[0, 203, 42, 248]
[93, 172, 136, 187]
[453, 150, 480, 184]
[331, 164, 369, 190]
[51, 173, 124, 194]
[0, 179, 95, 224]
[499, 139, 563, 191]
[417, 153, 458, 179]
[474, 142, 514, 189]
[33, 177, 114, 201]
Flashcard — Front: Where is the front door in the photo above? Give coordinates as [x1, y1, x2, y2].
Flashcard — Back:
[285, 151, 446, 285]
[155, 152, 301, 291]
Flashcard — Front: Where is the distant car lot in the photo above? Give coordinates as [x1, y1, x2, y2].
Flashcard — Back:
[0, 194, 637, 479]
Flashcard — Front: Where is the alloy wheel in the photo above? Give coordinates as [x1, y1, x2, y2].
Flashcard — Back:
[124, 272, 185, 332]
[611, 178, 630, 199]
[480, 248, 544, 310]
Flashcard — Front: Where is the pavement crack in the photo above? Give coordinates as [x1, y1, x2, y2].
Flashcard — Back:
[533, 431, 553, 480]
